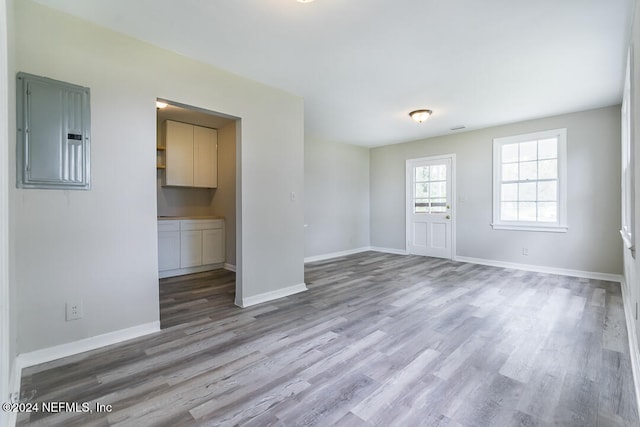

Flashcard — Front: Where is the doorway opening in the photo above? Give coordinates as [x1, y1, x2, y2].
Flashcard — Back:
[155, 99, 240, 328]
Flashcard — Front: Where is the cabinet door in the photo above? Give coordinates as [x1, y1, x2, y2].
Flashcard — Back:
[193, 126, 217, 188]
[158, 231, 180, 271]
[202, 228, 224, 264]
[180, 230, 203, 268]
[165, 120, 194, 187]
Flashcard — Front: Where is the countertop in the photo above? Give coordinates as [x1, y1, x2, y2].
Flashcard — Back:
[157, 215, 224, 220]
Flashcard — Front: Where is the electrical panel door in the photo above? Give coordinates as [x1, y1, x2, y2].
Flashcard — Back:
[17, 72, 91, 189]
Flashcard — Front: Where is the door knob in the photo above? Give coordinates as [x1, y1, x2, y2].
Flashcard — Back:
[445, 215, 450, 219]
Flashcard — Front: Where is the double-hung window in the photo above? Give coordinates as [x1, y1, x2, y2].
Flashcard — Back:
[492, 128, 567, 232]
[621, 48, 635, 252]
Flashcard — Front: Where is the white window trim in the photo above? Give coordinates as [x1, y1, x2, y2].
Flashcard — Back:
[492, 128, 568, 233]
[621, 46, 635, 254]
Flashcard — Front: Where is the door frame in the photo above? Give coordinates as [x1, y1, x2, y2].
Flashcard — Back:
[405, 153, 457, 260]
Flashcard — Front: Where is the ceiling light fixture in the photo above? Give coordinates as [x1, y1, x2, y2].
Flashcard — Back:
[156, 101, 168, 109]
[409, 109, 432, 123]
[297, 0, 315, 3]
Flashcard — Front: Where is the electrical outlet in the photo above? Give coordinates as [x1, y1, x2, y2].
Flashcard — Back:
[522, 247, 529, 256]
[66, 301, 83, 321]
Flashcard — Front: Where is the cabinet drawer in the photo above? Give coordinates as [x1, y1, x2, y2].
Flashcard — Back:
[158, 220, 180, 232]
[180, 219, 223, 231]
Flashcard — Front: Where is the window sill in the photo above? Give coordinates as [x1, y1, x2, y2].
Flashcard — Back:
[620, 230, 635, 251]
[491, 223, 568, 233]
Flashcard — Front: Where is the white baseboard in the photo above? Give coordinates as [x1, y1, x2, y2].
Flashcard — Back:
[224, 263, 236, 272]
[303, 248, 620, 283]
[237, 283, 308, 308]
[304, 247, 370, 263]
[621, 278, 640, 420]
[16, 321, 160, 370]
[304, 246, 410, 263]
[455, 256, 622, 282]
[159, 263, 224, 279]
[369, 246, 408, 256]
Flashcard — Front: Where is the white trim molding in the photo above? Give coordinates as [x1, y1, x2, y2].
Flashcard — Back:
[455, 256, 622, 282]
[237, 283, 307, 308]
[304, 248, 620, 283]
[492, 128, 568, 232]
[16, 321, 160, 370]
[224, 263, 237, 272]
[369, 246, 408, 256]
[491, 224, 568, 233]
[304, 246, 411, 263]
[304, 247, 370, 263]
[158, 263, 224, 279]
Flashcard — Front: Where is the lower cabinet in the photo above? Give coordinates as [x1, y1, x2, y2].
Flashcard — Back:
[158, 219, 225, 277]
[180, 230, 203, 268]
[158, 220, 180, 271]
[202, 228, 225, 265]
[158, 231, 180, 271]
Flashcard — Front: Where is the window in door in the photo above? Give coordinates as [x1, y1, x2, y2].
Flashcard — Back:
[414, 164, 448, 214]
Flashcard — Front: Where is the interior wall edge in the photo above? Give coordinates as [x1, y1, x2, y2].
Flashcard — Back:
[0, 0, 12, 425]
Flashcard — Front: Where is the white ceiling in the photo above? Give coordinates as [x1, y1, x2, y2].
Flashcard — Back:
[35, 0, 633, 147]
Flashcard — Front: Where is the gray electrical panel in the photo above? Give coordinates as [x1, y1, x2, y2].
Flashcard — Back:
[16, 72, 91, 190]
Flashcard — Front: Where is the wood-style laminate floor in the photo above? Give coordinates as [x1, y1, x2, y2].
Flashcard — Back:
[18, 252, 639, 426]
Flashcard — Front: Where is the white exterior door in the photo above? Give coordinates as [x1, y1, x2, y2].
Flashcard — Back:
[406, 156, 454, 259]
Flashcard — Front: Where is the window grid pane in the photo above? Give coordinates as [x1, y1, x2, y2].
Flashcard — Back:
[414, 164, 447, 214]
[499, 137, 559, 222]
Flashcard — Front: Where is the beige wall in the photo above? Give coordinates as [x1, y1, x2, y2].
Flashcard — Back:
[304, 137, 370, 258]
[10, 0, 303, 353]
[371, 106, 622, 275]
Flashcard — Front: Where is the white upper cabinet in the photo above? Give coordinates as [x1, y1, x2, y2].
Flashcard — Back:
[163, 120, 217, 188]
[193, 125, 218, 188]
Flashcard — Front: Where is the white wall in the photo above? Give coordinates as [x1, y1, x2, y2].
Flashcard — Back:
[304, 137, 370, 258]
[10, 0, 304, 354]
[371, 106, 622, 275]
